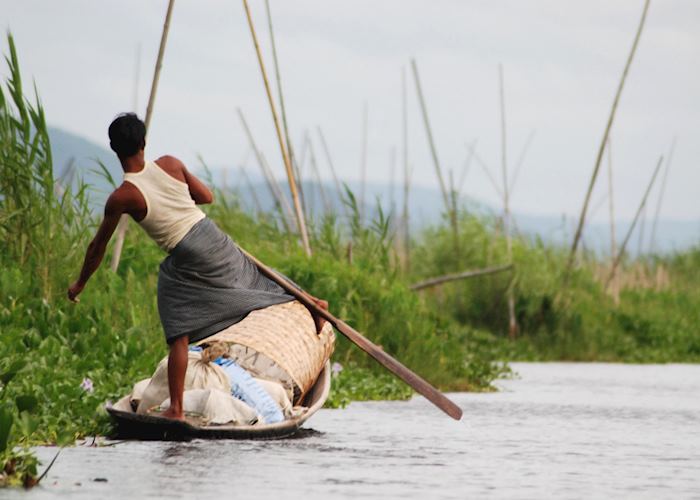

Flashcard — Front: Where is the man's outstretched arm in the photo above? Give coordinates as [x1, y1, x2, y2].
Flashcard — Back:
[67, 192, 124, 302]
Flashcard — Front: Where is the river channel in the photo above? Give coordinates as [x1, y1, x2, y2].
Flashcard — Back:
[10, 363, 700, 499]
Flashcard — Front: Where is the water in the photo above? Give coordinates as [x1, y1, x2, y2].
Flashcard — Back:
[12, 363, 700, 499]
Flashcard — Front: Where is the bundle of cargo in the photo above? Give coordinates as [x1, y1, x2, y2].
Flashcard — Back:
[107, 300, 335, 439]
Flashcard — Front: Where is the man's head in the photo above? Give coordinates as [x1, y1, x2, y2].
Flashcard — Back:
[108, 113, 146, 159]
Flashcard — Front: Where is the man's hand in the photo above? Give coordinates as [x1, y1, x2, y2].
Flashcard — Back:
[309, 297, 329, 334]
[67, 281, 85, 303]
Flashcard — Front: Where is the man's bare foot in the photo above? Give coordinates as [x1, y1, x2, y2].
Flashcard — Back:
[159, 407, 185, 421]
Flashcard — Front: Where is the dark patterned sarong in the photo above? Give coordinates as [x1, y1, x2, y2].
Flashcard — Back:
[157, 217, 294, 344]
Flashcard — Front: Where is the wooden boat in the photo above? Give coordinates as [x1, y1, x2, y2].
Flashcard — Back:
[106, 361, 330, 440]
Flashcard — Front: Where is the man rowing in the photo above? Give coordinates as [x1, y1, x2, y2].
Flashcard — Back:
[68, 112, 327, 421]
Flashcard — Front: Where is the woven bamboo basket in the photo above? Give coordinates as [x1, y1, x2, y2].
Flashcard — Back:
[197, 300, 335, 403]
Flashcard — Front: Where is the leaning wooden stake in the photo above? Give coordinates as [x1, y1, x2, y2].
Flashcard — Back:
[605, 155, 663, 290]
[242, 0, 311, 256]
[111, 0, 175, 272]
[411, 264, 513, 291]
[499, 64, 518, 339]
[240, 248, 463, 421]
[564, 0, 651, 284]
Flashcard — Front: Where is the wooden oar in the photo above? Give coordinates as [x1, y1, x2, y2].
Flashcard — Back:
[239, 248, 464, 421]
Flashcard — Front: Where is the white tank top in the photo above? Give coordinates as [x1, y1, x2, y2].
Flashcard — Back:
[123, 160, 206, 252]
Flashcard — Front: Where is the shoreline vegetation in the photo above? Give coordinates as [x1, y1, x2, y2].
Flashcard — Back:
[1, 34, 698, 486]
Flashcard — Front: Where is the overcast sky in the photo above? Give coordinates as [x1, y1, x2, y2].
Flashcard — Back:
[3, 0, 699, 222]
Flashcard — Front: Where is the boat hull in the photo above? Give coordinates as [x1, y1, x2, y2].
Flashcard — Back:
[106, 361, 330, 440]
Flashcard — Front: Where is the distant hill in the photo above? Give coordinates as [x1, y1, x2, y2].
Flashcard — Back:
[49, 126, 121, 208]
[48, 126, 699, 255]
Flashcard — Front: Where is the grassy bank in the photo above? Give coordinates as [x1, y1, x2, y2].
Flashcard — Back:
[409, 210, 700, 363]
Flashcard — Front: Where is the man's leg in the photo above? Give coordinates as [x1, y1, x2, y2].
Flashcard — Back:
[161, 335, 188, 420]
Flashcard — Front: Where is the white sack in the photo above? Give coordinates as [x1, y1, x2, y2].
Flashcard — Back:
[137, 351, 231, 414]
[160, 388, 258, 425]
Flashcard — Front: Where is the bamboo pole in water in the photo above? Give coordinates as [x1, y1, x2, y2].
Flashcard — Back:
[499, 64, 518, 339]
[242, 0, 311, 256]
[605, 155, 663, 290]
[111, 0, 175, 272]
[564, 0, 651, 284]
[649, 137, 676, 254]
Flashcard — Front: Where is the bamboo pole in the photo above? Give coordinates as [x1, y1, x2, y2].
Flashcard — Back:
[317, 126, 348, 218]
[564, 0, 651, 284]
[389, 146, 397, 218]
[111, 0, 175, 273]
[401, 67, 412, 272]
[411, 58, 449, 211]
[306, 132, 331, 214]
[607, 137, 619, 302]
[242, 0, 311, 256]
[605, 155, 663, 290]
[264, 0, 308, 226]
[411, 58, 458, 246]
[293, 134, 310, 223]
[360, 102, 368, 222]
[470, 145, 504, 200]
[261, 153, 296, 230]
[649, 137, 676, 254]
[237, 108, 293, 232]
[449, 169, 459, 255]
[411, 264, 513, 291]
[499, 64, 518, 339]
[458, 138, 478, 196]
[132, 43, 141, 113]
[240, 247, 463, 420]
[508, 129, 535, 194]
[637, 202, 647, 256]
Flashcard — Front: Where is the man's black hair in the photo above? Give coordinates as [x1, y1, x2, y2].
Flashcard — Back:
[108, 113, 146, 158]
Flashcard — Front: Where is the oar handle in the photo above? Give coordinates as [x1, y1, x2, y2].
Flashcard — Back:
[241, 248, 464, 421]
